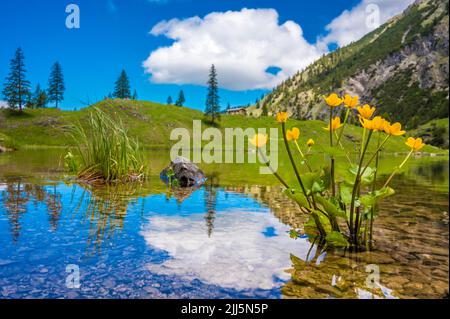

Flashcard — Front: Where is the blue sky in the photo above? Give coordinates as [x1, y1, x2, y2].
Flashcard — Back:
[0, 0, 414, 110]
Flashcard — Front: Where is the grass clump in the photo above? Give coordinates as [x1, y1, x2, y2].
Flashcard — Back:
[65, 107, 148, 183]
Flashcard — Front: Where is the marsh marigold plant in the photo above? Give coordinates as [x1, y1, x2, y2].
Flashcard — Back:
[252, 93, 426, 250]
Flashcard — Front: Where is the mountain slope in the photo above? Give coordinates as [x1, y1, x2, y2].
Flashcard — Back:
[257, 0, 448, 129]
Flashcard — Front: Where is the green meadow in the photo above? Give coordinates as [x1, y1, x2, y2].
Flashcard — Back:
[0, 99, 447, 155]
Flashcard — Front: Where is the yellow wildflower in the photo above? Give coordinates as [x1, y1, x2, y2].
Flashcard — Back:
[357, 104, 376, 119]
[323, 93, 343, 107]
[343, 94, 359, 109]
[405, 137, 425, 151]
[324, 117, 343, 132]
[384, 122, 406, 136]
[286, 127, 300, 141]
[307, 139, 315, 147]
[250, 134, 268, 148]
[276, 112, 288, 123]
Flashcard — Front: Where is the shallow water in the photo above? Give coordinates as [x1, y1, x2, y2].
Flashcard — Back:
[0, 150, 448, 299]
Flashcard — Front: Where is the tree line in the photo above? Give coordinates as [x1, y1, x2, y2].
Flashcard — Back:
[2, 48, 65, 111]
[2, 48, 224, 123]
[2, 48, 140, 111]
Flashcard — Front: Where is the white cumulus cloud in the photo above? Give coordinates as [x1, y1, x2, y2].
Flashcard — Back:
[319, 0, 416, 48]
[143, 1, 416, 91]
[0, 101, 8, 109]
[143, 8, 324, 91]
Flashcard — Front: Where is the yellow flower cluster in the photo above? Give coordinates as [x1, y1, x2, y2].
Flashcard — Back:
[251, 93, 426, 152]
[358, 109, 406, 136]
[323, 92, 425, 150]
[323, 93, 360, 109]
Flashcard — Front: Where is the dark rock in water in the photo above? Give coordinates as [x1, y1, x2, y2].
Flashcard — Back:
[160, 157, 206, 187]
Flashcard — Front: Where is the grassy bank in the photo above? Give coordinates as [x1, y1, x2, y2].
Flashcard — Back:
[409, 118, 449, 149]
[0, 99, 447, 154]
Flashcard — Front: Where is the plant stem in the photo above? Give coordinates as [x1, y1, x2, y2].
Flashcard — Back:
[294, 140, 313, 172]
[329, 107, 336, 197]
[257, 147, 290, 188]
[360, 128, 366, 158]
[282, 123, 312, 208]
[329, 108, 333, 147]
[382, 150, 414, 188]
[359, 135, 391, 177]
[369, 132, 381, 246]
[334, 131, 353, 165]
[349, 130, 373, 245]
[336, 108, 350, 145]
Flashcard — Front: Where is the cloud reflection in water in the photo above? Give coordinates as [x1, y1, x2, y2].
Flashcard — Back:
[141, 209, 311, 291]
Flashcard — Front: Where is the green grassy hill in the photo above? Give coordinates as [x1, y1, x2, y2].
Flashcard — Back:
[0, 99, 446, 155]
[409, 118, 449, 149]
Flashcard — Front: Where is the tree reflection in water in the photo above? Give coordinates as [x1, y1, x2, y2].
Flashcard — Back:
[2, 179, 28, 242]
[1, 179, 64, 242]
[46, 184, 62, 231]
[204, 174, 218, 238]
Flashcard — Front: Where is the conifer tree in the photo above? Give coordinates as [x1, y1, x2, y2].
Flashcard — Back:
[31, 84, 47, 109]
[47, 62, 65, 108]
[2, 48, 31, 111]
[113, 70, 131, 99]
[175, 90, 185, 107]
[132, 89, 138, 100]
[167, 96, 173, 105]
[204, 64, 220, 123]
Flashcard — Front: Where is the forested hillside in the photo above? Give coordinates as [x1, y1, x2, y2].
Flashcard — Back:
[257, 0, 448, 131]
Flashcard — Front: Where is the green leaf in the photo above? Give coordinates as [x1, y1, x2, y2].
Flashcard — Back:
[300, 171, 323, 194]
[349, 165, 376, 184]
[339, 183, 353, 205]
[360, 187, 395, 208]
[325, 231, 350, 248]
[315, 194, 347, 218]
[304, 212, 332, 237]
[284, 188, 309, 208]
[311, 181, 325, 193]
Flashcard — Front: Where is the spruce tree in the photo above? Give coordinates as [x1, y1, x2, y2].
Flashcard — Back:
[113, 70, 131, 99]
[132, 89, 138, 100]
[31, 84, 47, 109]
[2, 48, 31, 111]
[175, 90, 185, 107]
[204, 64, 220, 123]
[47, 62, 65, 108]
[167, 96, 173, 105]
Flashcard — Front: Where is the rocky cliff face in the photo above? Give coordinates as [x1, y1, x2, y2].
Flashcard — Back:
[258, 0, 448, 129]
